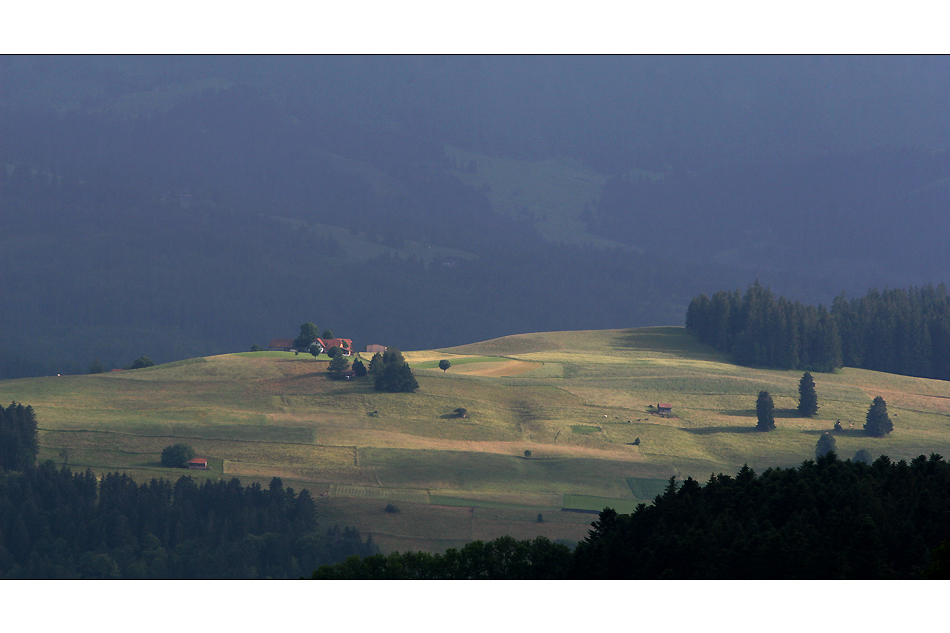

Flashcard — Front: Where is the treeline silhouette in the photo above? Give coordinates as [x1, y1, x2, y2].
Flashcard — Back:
[0, 463, 376, 579]
[0, 402, 37, 472]
[311, 454, 950, 579]
[686, 283, 950, 379]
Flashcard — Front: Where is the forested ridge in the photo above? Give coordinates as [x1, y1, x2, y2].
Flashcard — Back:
[311, 453, 950, 579]
[686, 283, 950, 379]
[0, 463, 376, 579]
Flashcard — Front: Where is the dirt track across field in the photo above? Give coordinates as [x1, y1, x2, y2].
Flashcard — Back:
[455, 360, 541, 377]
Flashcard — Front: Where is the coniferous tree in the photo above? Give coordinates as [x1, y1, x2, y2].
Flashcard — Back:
[755, 391, 775, 431]
[864, 396, 893, 437]
[798, 372, 819, 417]
[373, 348, 418, 392]
[327, 354, 349, 378]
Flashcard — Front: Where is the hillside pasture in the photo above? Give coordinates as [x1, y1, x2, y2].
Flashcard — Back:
[6, 326, 950, 554]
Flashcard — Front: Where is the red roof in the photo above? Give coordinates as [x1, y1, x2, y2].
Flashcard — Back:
[269, 338, 295, 349]
[658, 403, 673, 409]
[188, 458, 208, 465]
[318, 338, 353, 353]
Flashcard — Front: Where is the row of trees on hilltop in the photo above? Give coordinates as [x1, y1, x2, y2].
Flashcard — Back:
[312, 454, 950, 579]
[686, 283, 841, 372]
[686, 283, 950, 379]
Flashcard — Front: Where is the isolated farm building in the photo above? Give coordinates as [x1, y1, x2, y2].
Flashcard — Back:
[319, 338, 354, 356]
[187, 458, 209, 470]
[268, 338, 296, 352]
[366, 344, 387, 354]
[657, 403, 673, 415]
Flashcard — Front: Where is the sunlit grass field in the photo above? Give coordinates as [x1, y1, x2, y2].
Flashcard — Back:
[4, 326, 950, 554]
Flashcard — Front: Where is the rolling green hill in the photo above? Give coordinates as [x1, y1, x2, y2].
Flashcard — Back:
[4, 326, 949, 554]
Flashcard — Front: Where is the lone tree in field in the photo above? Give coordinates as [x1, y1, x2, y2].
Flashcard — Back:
[864, 396, 893, 437]
[853, 448, 873, 465]
[161, 443, 196, 468]
[815, 432, 837, 459]
[798, 372, 818, 417]
[439, 359, 451, 372]
[309, 343, 322, 359]
[352, 359, 367, 377]
[756, 391, 775, 431]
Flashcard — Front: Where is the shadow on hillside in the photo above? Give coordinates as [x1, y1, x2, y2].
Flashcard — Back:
[681, 426, 762, 435]
[800, 428, 870, 438]
[610, 328, 723, 360]
[720, 408, 802, 419]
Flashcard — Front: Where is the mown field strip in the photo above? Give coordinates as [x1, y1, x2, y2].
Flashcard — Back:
[329, 484, 430, 504]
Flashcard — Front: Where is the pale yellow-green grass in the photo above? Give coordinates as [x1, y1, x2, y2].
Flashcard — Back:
[5, 325, 950, 554]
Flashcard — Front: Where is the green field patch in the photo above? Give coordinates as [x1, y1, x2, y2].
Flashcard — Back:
[626, 477, 674, 500]
[412, 356, 508, 369]
[562, 494, 641, 514]
[571, 425, 601, 435]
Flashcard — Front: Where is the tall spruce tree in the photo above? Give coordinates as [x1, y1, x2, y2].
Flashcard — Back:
[798, 372, 819, 417]
[864, 396, 893, 437]
[756, 391, 775, 431]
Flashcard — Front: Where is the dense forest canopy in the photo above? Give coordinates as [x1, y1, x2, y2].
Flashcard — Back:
[311, 453, 950, 579]
[687, 283, 950, 380]
[0, 463, 376, 579]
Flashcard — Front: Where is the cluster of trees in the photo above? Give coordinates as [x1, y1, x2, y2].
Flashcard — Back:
[0, 402, 37, 472]
[569, 453, 950, 579]
[311, 535, 573, 579]
[0, 464, 377, 579]
[756, 378, 892, 438]
[687, 283, 950, 381]
[369, 348, 419, 393]
[686, 283, 841, 372]
[312, 454, 950, 579]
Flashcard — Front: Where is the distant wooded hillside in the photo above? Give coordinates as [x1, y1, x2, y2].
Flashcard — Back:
[687, 283, 950, 380]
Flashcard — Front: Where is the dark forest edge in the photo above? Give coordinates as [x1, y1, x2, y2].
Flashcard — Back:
[311, 453, 950, 580]
[0, 463, 377, 579]
[686, 282, 950, 379]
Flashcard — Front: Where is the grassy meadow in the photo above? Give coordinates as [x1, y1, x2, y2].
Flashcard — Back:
[4, 326, 950, 554]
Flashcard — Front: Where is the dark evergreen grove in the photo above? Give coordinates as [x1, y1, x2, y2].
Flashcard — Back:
[312, 454, 950, 579]
[370, 348, 419, 393]
[686, 283, 950, 379]
[0, 464, 377, 579]
[0, 402, 38, 472]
